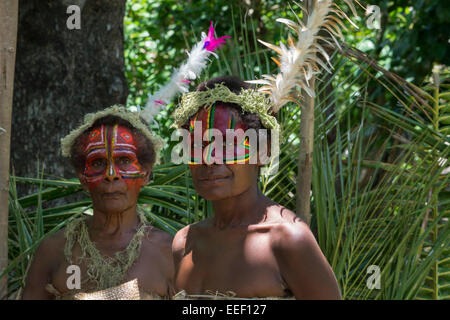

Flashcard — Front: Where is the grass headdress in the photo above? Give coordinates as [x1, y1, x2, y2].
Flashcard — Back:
[61, 105, 165, 164]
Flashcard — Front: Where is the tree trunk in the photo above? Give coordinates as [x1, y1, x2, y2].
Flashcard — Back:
[0, 0, 19, 298]
[296, 0, 316, 226]
[11, 0, 128, 190]
[296, 78, 315, 226]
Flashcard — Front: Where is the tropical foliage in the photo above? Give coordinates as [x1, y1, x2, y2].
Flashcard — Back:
[3, 0, 449, 300]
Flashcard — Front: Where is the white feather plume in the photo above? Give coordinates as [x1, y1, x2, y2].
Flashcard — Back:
[140, 32, 214, 124]
[248, 0, 359, 113]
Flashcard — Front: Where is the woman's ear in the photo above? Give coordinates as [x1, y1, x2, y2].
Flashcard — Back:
[77, 171, 90, 191]
[141, 165, 152, 185]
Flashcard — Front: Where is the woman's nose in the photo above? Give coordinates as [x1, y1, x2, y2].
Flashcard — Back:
[104, 162, 120, 181]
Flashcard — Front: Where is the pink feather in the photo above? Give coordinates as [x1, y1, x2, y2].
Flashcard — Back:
[203, 21, 231, 51]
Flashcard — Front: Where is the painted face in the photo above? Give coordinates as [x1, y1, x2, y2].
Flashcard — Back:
[83, 124, 144, 187]
[188, 103, 251, 165]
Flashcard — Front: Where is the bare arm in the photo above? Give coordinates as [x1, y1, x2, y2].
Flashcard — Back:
[171, 225, 189, 293]
[22, 234, 62, 300]
[272, 221, 341, 300]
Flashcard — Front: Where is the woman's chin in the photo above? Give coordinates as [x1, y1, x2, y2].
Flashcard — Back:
[93, 201, 130, 215]
[199, 191, 231, 201]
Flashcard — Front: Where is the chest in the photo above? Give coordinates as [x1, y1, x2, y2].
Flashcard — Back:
[176, 231, 286, 297]
[50, 238, 169, 297]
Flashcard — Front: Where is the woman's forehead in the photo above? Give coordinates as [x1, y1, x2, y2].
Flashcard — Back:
[193, 103, 246, 131]
[84, 124, 137, 153]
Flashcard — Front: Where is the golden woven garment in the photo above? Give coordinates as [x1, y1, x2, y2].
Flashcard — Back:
[45, 279, 164, 300]
[73, 279, 141, 300]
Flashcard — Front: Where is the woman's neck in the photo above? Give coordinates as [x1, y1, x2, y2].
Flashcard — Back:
[211, 185, 270, 229]
[90, 205, 140, 238]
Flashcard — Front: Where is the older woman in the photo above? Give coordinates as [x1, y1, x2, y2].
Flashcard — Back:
[23, 106, 174, 299]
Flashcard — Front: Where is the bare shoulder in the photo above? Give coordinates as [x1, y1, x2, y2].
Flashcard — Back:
[172, 218, 212, 264]
[265, 206, 341, 299]
[265, 205, 317, 252]
[172, 224, 191, 254]
[172, 218, 209, 252]
[35, 228, 67, 262]
[144, 225, 173, 249]
[30, 228, 67, 275]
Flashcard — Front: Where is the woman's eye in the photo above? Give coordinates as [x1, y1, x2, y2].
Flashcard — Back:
[91, 159, 106, 168]
[118, 157, 131, 165]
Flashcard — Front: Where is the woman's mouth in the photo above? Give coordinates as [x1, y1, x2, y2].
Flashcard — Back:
[198, 176, 230, 185]
[102, 192, 124, 198]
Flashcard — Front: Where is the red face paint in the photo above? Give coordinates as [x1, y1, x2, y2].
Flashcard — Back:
[83, 124, 145, 188]
[189, 103, 251, 165]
